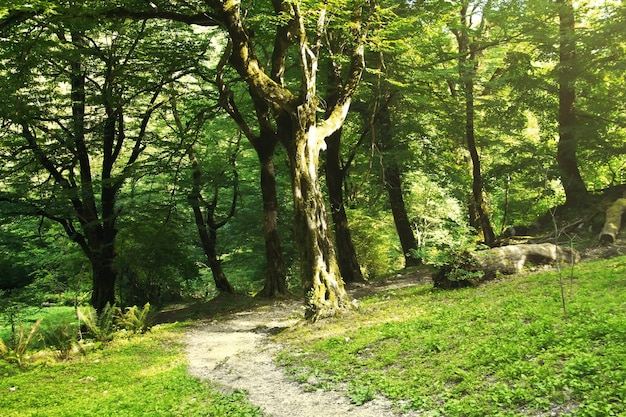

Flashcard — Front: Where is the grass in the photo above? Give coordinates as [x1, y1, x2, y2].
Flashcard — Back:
[275, 256, 626, 416]
[0, 324, 263, 417]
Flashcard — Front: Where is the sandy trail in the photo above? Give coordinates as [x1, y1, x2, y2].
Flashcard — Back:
[185, 275, 428, 417]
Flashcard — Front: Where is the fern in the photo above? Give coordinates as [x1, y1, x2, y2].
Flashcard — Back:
[0, 319, 43, 367]
[77, 303, 120, 342]
[118, 303, 152, 334]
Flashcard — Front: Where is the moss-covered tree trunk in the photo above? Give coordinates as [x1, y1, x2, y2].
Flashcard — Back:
[285, 115, 352, 319]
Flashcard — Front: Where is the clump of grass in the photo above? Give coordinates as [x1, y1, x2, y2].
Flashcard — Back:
[276, 256, 626, 417]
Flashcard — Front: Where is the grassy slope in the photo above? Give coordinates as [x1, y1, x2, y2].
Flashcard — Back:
[0, 324, 263, 417]
[276, 257, 626, 417]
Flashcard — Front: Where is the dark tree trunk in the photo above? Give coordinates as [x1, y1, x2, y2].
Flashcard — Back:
[384, 163, 421, 267]
[325, 130, 365, 283]
[558, 0, 588, 205]
[256, 145, 288, 297]
[188, 148, 235, 294]
[90, 244, 117, 313]
[373, 101, 420, 267]
[192, 204, 234, 293]
[454, 9, 496, 246]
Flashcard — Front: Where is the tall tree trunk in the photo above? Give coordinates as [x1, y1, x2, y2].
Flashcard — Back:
[213, 0, 365, 319]
[455, 8, 496, 246]
[257, 144, 288, 297]
[325, 129, 365, 283]
[284, 114, 352, 320]
[558, 0, 588, 205]
[374, 101, 420, 267]
[384, 163, 421, 267]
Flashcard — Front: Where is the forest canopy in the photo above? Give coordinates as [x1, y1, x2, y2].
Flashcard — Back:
[1, 0, 625, 320]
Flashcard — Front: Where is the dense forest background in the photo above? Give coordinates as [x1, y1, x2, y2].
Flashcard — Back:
[1, 0, 625, 319]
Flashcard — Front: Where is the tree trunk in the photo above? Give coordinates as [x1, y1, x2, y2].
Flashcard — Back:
[558, 0, 588, 205]
[325, 129, 365, 283]
[373, 100, 420, 267]
[455, 9, 496, 246]
[188, 148, 235, 294]
[257, 146, 288, 297]
[191, 203, 235, 293]
[385, 163, 421, 267]
[90, 242, 117, 313]
[599, 198, 626, 244]
[284, 118, 352, 320]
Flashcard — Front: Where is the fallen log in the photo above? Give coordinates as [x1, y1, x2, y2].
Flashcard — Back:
[433, 243, 580, 289]
[599, 198, 626, 245]
[473, 243, 579, 277]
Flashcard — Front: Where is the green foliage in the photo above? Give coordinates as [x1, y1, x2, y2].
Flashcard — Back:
[43, 323, 82, 361]
[0, 325, 263, 417]
[77, 304, 120, 343]
[117, 303, 152, 334]
[276, 256, 626, 416]
[0, 319, 42, 368]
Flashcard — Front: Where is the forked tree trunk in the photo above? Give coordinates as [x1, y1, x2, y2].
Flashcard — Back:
[286, 119, 352, 320]
[191, 204, 235, 293]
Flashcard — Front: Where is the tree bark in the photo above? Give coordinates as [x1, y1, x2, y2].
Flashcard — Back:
[454, 6, 496, 246]
[325, 129, 365, 283]
[284, 120, 352, 320]
[599, 198, 626, 244]
[257, 144, 288, 297]
[557, 0, 588, 205]
[385, 163, 421, 267]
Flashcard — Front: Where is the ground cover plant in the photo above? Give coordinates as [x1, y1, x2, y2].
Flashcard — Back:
[276, 256, 626, 416]
[0, 323, 263, 417]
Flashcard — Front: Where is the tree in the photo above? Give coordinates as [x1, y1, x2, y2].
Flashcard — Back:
[0, 15, 206, 312]
[207, 0, 370, 319]
[214, 42, 289, 297]
[557, 0, 589, 205]
[168, 97, 237, 294]
[450, 0, 497, 246]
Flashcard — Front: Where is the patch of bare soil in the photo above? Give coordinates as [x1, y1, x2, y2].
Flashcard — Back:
[185, 271, 431, 417]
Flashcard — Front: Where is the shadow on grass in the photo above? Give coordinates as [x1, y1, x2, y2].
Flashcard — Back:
[154, 292, 302, 324]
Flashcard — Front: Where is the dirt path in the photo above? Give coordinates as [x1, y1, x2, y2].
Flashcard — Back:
[185, 274, 428, 417]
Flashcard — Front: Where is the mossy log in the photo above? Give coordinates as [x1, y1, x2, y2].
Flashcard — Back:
[473, 243, 580, 278]
[599, 198, 626, 245]
[434, 243, 580, 289]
